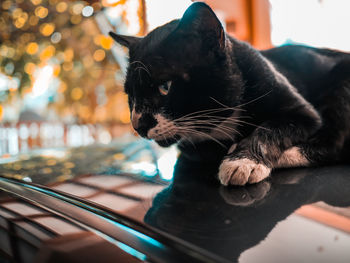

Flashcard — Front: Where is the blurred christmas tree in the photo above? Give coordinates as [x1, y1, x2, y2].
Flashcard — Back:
[0, 0, 145, 124]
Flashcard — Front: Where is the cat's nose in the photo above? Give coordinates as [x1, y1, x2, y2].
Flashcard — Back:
[133, 113, 157, 138]
[132, 117, 148, 137]
[132, 115, 148, 137]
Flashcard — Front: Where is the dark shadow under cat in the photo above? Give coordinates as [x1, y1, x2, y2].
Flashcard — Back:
[110, 2, 350, 185]
[144, 155, 350, 262]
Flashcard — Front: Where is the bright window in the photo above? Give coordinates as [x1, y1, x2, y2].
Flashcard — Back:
[270, 0, 350, 51]
[146, 0, 192, 31]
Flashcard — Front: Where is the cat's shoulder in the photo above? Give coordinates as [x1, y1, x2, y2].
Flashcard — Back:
[260, 44, 350, 75]
[261, 44, 350, 60]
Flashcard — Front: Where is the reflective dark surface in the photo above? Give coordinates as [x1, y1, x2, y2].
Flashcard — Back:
[1, 139, 350, 262]
[146, 155, 350, 262]
[0, 135, 167, 185]
[0, 190, 143, 263]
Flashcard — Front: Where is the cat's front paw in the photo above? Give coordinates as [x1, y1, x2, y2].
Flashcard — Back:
[218, 158, 271, 186]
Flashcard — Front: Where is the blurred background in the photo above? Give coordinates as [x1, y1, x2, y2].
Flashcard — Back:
[1, 0, 350, 157]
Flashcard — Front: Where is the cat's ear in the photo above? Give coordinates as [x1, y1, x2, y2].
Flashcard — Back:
[109, 32, 141, 48]
[179, 2, 225, 48]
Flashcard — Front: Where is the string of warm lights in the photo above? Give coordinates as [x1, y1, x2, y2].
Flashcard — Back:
[0, 0, 145, 125]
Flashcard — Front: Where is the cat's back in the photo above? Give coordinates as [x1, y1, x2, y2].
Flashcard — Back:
[261, 44, 349, 73]
[261, 45, 350, 100]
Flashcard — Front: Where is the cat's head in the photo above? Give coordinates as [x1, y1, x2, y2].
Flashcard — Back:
[110, 2, 242, 147]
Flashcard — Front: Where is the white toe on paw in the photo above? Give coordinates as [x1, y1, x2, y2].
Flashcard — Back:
[218, 158, 271, 186]
[275, 146, 309, 168]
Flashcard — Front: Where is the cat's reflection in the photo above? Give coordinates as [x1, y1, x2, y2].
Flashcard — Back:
[145, 155, 350, 261]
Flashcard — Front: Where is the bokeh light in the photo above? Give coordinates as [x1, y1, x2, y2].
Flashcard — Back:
[26, 42, 38, 55]
[93, 49, 106, 62]
[82, 6, 94, 17]
[0, 0, 142, 144]
[35, 6, 48, 19]
[31, 0, 42, 5]
[39, 45, 55, 61]
[51, 32, 62, 43]
[40, 23, 55, 36]
[56, 2, 67, 13]
[24, 62, 36, 75]
[71, 87, 83, 101]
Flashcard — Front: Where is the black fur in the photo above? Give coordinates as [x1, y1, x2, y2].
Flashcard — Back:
[110, 2, 350, 184]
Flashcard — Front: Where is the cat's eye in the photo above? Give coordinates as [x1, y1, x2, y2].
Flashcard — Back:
[158, 81, 172, 96]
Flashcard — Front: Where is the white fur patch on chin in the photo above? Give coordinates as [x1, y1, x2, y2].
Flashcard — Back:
[218, 158, 271, 186]
[275, 146, 309, 168]
[147, 114, 176, 140]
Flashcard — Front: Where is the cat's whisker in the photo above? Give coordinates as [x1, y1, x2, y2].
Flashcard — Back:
[180, 124, 236, 141]
[130, 60, 150, 70]
[198, 123, 242, 137]
[175, 116, 244, 129]
[178, 126, 225, 142]
[130, 61, 151, 76]
[189, 92, 271, 116]
[179, 120, 239, 133]
[134, 66, 151, 77]
[177, 113, 252, 121]
[227, 118, 271, 131]
[173, 107, 250, 123]
[173, 107, 244, 122]
[176, 115, 242, 127]
[177, 127, 227, 148]
[209, 96, 231, 108]
[175, 116, 242, 123]
[233, 90, 273, 109]
[178, 114, 270, 132]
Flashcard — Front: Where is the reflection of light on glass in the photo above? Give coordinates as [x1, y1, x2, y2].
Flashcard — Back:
[40, 123, 55, 147]
[270, 0, 350, 51]
[29, 123, 39, 138]
[102, 217, 164, 249]
[9, 181, 152, 260]
[38, 149, 67, 158]
[115, 242, 147, 261]
[82, 223, 147, 261]
[146, 0, 192, 31]
[68, 125, 82, 147]
[0, 127, 6, 155]
[8, 128, 19, 155]
[130, 161, 157, 177]
[157, 146, 178, 181]
[81, 125, 94, 145]
[22, 176, 32, 182]
[98, 129, 112, 144]
[19, 124, 29, 140]
[53, 123, 64, 146]
[88, 231, 147, 261]
[19, 124, 29, 152]
[32, 65, 54, 97]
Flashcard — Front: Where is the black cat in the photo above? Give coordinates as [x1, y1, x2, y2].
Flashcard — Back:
[109, 2, 350, 185]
